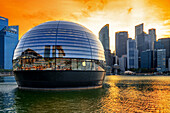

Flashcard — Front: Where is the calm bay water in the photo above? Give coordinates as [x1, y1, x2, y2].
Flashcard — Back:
[0, 75, 170, 112]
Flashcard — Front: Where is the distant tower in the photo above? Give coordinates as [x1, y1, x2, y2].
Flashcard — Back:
[135, 23, 144, 57]
[158, 38, 170, 69]
[141, 50, 154, 69]
[119, 55, 127, 72]
[115, 31, 128, 57]
[149, 28, 156, 50]
[158, 38, 170, 59]
[135, 23, 143, 38]
[154, 40, 164, 50]
[157, 49, 166, 72]
[99, 24, 112, 67]
[127, 38, 138, 69]
[168, 58, 170, 72]
[99, 24, 109, 50]
[0, 16, 19, 69]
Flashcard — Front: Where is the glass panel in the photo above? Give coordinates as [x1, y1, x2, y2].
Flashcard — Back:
[13, 58, 105, 71]
[18, 58, 55, 71]
[71, 59, 78, 70]
[78, 59, 86, 70]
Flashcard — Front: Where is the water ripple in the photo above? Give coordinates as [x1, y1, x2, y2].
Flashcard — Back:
[0, 75, 169, 112]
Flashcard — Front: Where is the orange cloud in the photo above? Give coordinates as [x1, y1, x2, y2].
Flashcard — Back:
[128, 8, 133, 14]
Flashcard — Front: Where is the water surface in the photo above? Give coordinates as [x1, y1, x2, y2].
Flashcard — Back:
[0, 76, 169, 112]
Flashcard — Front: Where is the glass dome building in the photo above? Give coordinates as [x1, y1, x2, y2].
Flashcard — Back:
[13, 21, 106, 90]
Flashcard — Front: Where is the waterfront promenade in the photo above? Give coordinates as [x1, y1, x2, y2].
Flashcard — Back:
[0, 72, 14, 77]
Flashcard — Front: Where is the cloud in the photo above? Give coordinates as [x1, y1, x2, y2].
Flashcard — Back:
[72, 0, 108, 18]
[83, 0, 108, 11]
[128, 8, 133, 14]
[164, 19, 170, 25]
[22, 11, 54, 20]
[69, 14, 79, 20]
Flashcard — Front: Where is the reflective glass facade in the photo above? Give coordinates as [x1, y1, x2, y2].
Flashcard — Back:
[127, 38, 138, 69]
[0, 16, 18, 69]
[13, 21, 105, 71]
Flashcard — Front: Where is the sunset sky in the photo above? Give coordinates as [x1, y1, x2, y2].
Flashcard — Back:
[1, 0, 170, 51]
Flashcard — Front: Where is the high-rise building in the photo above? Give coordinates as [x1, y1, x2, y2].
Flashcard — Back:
[0, 16, 18, 69]
[135, 23, 143, 38]
[135, 23, 151, 56]
[141, 50, 154, 69]
[99, 24, 109, 50]
[149, 28, 156, 50]
[157, 49, 166, 72]
[135, 23, 144, 57]
[153, 40, 164, 68]
[144, 33, 152, 50]
[158, 38, 170, 58]
[99, 24, 112, 67]
[168, 58, 170, 72]
[127, 38, 138, 69]
[115, 31, 128, 57]
[112, 52, 119, 74]
[158, 38, 170, 68]
[119, 55, 127, 72]
[136, 32, 145, 58]
[154, 40, 164, 50]
[0, 17, 8, 30]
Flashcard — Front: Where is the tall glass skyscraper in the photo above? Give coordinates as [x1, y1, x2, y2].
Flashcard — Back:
[135, 23, 143, 38]
[135, 23, 145, 57]
[0, 16, 18, 69]
[149, 28, 156, 50]
[157, 38, 170, 68]
[99, 24, 112, 68]
[157, 49, 166, 72]
[127, 38, 138, 69]
[99, 24, 109, 50]
[158, 38, 170, 59]
[141, 50, 154, 69]
[115, 31, 128, 57]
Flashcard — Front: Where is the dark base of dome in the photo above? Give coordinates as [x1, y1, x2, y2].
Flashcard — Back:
[18, 85, 102, 91]
[14, 70, 105, 90]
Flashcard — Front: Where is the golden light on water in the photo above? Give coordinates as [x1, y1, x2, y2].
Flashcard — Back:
[0, 76, 169, 112]
[101, 76, 170, 112]
[0, 0, 170, 51]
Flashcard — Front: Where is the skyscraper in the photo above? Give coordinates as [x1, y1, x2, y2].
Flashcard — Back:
[154, 40, 164, 50]
[144, 33, 152, 50]
[0, 16, 18, 69]
[141, 50, 154, 69]
[99, 24, 109, 50]
[135, 23, 144, 57]
[135, 23, 143, 38]
[119, 55, 127, 72]
[149, 28, 156, 50]
[99, 24, 112, 67]
[168, 58, 170, 72]
[127, 38, 138, 69]
[158, 38, 170, 58]
[157, 49, 166, 72]
[135, 23, 152, 68]
[115, 31, 128, 57]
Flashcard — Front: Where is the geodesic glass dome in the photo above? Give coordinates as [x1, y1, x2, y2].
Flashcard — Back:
[13, 21, 105, 71]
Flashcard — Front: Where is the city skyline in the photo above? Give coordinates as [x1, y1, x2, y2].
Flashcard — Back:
[1, 0, 170, 51]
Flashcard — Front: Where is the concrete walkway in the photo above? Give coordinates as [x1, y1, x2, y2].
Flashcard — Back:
[0, 72, 14, 77]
